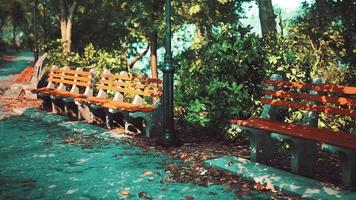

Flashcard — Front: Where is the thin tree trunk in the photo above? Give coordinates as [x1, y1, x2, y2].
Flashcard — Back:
[258, 0, 276, 37]
[149, 1, 160, 78]
[150, 32, 158, 78]
[60, 20, 67, 49]
[43, 2, 47, 44]
[13, 25, 17, 51]
[66, 19, 72, 52]
[121, 48, 128, 70]
[0, 20, 4, 33]
[315, 0, 327, 28]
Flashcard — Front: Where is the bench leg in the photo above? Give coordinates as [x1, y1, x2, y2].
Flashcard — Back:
[340, 152, 356, 187]
[77, 109, 82, 121]
[64, 104, 69, 117]
[105, 110, 113, 129]
[51, 98, 64, 114]
[123, 113, 144, 134]
[249, 130, 274, 164]
[38, 95, 52, 111]
[290, 139, 317, 177]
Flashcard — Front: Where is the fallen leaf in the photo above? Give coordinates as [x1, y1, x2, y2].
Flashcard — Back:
[120, 190, 129, 196]
[185, 195, 194, 200]
[138, 191, 147, 198]
[144, 171, 154, 176]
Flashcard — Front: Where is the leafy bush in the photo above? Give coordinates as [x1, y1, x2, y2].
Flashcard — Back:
[174, 24, 266, 133]
[44, 41, 125, 74]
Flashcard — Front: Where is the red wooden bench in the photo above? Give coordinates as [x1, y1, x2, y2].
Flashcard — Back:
[230, 74, 356, 186]
[14, 66, 35, 83]
[74, 69, 163, 137]
[31, 66, 95, 117]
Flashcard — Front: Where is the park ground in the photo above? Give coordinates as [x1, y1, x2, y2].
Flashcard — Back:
[0, 52, 354, 199]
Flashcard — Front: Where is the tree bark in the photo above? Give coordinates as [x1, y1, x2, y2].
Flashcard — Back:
[13, 24, 17, 51]
[150, 31, 158, 78]
[149, 1, 160, 79]
[315, 0, 327, 28]
[258, 0, 276, 37]
[59, 0, 77, 53]
[43, 2, 47, 44]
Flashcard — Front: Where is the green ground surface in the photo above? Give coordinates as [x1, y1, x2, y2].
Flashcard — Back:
[0, 52, 33, 76]
[0, 110, 247, 200]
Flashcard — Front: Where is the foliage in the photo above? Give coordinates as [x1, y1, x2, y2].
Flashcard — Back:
[261, 24, 349, 85]
[45, 41, 125, 74]
[175, 24, 265, 132]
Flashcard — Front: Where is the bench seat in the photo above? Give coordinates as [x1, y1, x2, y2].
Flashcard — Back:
[75, 97, 110, 105]
[101, 101, 155, 112]
[33, 88, 86, 99]
[75, 97, 154, 112]
[230, 118, 356, 151]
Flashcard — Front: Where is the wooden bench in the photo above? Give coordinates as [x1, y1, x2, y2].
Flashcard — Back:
[31, 66, 95, 118]
[74, 69, 163, 137]
[230, 74, 356, 186]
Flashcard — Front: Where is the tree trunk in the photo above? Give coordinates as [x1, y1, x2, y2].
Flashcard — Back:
[0, 20, 4, 33]
[258, 0, 276, 37]
[150, 31, 158, 78]
[66, 19, 72, 52]
[43, 2, 47, 45]
[149, 1, 160, 79]
[13, 24, 17, 51]
[315, 0, 327, 28]
[59, 0, 77, 54]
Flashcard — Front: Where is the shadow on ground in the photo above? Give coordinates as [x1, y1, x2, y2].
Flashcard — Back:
[0, 110, 245, 200]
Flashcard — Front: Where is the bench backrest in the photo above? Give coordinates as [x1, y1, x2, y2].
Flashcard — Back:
[261, 76, 356, 118]
[96, 69, 162, 106]
[46, 66, 96, 97]
[32, 52, 48, 84]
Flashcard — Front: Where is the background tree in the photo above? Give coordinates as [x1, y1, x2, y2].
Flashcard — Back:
[258, 0, 276, 36]
[9, 1, 25, 51]
[58, 0, 77, 53]
[0, 3, 9, 33]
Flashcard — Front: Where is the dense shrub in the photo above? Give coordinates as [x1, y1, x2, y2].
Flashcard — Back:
[174, 24, 266, 134]
[44, 41, 125, 74]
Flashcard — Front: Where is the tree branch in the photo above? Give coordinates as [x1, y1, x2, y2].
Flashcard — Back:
[128, 45, 150, 69]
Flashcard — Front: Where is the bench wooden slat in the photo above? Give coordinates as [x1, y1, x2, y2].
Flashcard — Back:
[42, 90, 85, 98]
[261, 98, 356, 117]
[48, 78, 90, 87]
[98, 85, 159, 97]
[49, 69, 92, 76]
[101, 101, 155, 112]
[265, 80, 356, 95]
[230, 118, 356, 151]
[74, 97, 110, 105]
[263, 90, 356, 106]
[49, 74, 91, 82]
[102, 73, 162, 84]
[99, 79, 159, 90]
[30, 87, 55, 94]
